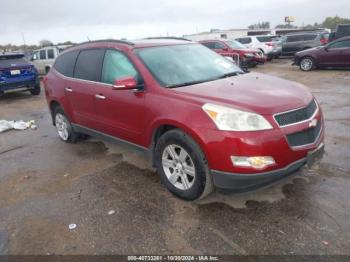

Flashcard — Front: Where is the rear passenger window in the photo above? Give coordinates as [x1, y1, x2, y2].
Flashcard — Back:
[303, 34, 317, 41]
[236, 38, 251, 44]
[257, 36, 273, 42]
[74, 49, 105, 82]
[47, 49, 55, 59]
[39, 50, 46, 60]
[201, 42, 215, 49]
[101, 50, 139, 84]
[54, 51, 79, 77]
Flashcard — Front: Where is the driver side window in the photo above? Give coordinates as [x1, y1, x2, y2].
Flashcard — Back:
[101, 50, 139, 85]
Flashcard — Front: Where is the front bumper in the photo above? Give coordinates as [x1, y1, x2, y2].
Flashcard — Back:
[211, 143, 324, 191]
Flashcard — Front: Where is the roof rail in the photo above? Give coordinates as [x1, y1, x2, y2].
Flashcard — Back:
[74, 39, 135, 47]
[144, 37, 192, 41]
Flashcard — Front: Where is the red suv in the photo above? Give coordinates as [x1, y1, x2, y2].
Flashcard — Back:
[199, 39, 267, 67]
[44, 39, 325, 200]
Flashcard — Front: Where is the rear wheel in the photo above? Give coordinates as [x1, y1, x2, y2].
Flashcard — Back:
[300, 57, 315, 71]
[154, 129, 213, 200]
[53, 107, 78, 143]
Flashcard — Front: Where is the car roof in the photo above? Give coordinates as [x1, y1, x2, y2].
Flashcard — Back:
[284, 31, 326, 36]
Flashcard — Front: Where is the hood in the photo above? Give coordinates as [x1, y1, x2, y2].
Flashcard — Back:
[174, 72, 313, 115]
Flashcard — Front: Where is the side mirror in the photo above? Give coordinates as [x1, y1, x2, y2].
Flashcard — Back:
[112, 76, 138, 90]
[324, 46, 329, 51]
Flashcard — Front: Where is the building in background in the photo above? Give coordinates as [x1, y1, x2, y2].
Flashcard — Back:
[184, 28, 330, 41]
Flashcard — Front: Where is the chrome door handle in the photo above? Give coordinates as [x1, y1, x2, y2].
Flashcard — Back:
[95, 94, 106, 100]
[65, 87, 73, 92]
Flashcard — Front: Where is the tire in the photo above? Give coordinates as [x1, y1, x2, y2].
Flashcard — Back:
[53, 106, 79, 143]
[154, 129, 214, 200]
[299, 57, 315, 71]
[30, 83, 41, 95]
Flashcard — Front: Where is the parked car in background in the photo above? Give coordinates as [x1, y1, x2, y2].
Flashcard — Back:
[328, 24, 350, 42]
[0, 52, 40, 95]
[199, 39, 266, 68]
[280, 32, 329, 56]
[31, 45, 71, 74]
[44, 39, 324, 200]
[235, 35, 276, 59]
[293, 36, 350, 71]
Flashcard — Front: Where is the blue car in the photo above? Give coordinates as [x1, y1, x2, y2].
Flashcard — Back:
[0, 52, 40, 95]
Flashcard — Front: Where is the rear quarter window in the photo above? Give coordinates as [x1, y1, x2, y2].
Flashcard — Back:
[53, 51, 79, 77]
[73, 49, 105, 82]
[303, 34, 317, 41]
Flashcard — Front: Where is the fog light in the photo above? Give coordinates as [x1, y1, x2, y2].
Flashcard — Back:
[231, 156, 275, 169]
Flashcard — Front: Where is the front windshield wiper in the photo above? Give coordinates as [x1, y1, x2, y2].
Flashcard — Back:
[166, 80, 208, 88]
[218, 71, 242, 79]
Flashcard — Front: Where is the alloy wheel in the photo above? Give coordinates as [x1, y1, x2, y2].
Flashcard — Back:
[300, 58, 313, 71]
[55, 113, 69, 141]
[162, 144, 196, 191]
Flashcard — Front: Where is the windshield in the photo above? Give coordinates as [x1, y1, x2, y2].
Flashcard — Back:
[225, 40, 247, 49]
[136, 44, 242, 88]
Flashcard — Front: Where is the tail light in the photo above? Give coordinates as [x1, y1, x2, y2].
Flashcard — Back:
[320, 38, 328, 45]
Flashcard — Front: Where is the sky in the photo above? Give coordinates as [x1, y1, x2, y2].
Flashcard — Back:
[2, 0, 350, 45]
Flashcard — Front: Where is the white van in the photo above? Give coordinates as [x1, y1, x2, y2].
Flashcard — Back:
[31, 45, 71, 74]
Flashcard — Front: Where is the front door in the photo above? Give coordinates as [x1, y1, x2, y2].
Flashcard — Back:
[92, 49, 146, 145]
[319, 39, 350, 67]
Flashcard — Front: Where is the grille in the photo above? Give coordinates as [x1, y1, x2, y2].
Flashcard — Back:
[275, 100, 317, 127]
[286, 120, 322, 147]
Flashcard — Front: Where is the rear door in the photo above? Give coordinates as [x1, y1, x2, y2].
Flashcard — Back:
[92, 49, 146, 145]
[65, 49, 105, 128]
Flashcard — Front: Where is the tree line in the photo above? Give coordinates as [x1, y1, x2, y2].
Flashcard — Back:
[248, 15, 350, 30]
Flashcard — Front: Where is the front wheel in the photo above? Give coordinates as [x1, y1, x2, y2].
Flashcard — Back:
[299, 57, 315, 71]
[154, 129, 213, 200]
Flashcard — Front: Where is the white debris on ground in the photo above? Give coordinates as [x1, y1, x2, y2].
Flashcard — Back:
[0, 120, 36, 133]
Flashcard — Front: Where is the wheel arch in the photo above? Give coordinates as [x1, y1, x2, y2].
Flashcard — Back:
[49, 100, 61, 125]
[149, 120, 209, 168]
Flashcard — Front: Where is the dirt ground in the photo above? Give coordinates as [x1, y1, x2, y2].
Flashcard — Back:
[0, 59, 349, 255]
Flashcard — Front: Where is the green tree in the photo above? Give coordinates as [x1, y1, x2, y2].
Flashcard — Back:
[322, 16, 350, 29]
[248, 21, 270, 30]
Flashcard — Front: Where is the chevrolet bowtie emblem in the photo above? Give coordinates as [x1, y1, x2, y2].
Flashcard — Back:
[309, 118, 318, 128]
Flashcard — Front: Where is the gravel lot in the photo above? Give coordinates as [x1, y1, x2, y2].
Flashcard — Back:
[0, 59, 349, 255]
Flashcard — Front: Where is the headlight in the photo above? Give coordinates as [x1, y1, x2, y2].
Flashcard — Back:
[202, 103, 273, 131]
[244, 53, 254, 58]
